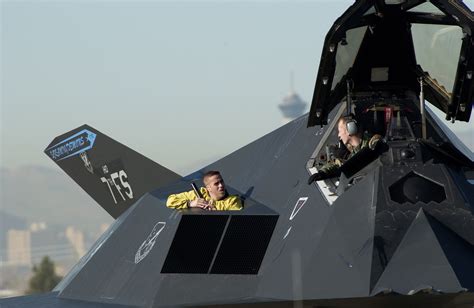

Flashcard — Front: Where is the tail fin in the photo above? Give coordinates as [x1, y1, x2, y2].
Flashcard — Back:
[44, 124, 180, 218]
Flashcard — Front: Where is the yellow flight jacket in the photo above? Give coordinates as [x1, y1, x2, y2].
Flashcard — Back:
[166, 187, 242, 211]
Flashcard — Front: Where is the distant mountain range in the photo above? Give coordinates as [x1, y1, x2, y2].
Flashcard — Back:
[0, 165, 113, 232]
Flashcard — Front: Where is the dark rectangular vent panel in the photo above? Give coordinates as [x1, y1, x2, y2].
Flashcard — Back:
[210, 215, 278, 274]
[161, 215, 228, 273]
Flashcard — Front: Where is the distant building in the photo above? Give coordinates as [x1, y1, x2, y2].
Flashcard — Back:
[278, 74, 307, 123]
[278, 91, 307, 123]
[6, 230, 31, 266]
[99, 223, 110, 235]
[0, 211, 27, 264]
[30, 222, 74, 265]
[65, 226, 86, 258]
[0, 288, 23, 298]
[29, 222, 47, 232]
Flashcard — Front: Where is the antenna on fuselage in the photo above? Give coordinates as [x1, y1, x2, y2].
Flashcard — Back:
[418, 77, 427, 139]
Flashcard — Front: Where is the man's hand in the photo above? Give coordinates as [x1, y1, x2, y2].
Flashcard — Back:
[307, 172, 326, 184]
[189, 198, 216, 211]
[368, 134, 382, 150]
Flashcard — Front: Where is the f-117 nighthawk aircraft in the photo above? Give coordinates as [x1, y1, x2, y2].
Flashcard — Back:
[2, 0, 474, 307]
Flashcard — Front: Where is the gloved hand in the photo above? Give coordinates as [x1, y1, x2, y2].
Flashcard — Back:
[307, 172, 327, 184]
[368, 134, 382, 150]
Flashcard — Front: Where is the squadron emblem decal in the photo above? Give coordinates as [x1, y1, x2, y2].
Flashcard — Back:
[80, 152, 94, 174]
[135, 222, 166, 264]
[46, 129, 97, 161]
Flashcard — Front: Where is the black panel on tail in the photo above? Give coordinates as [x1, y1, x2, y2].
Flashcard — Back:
[44, 124, 180, 218]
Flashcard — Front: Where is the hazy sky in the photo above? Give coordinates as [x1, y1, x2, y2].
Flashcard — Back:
[2, 0, 473, 174]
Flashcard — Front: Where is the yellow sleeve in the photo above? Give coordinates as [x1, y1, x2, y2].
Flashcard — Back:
[214, 195, 243, 211]
[166, 190, 196, 209]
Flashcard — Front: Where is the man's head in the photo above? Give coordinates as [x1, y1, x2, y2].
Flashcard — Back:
[337, 116, 361, 149]
[203, 171, 226, 200]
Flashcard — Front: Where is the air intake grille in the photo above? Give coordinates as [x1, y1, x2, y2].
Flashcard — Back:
[389, 172, 446, 204]
[161, 214, 278, 274]
[161, 215, 228, 273]
[210, 215, 278, 274]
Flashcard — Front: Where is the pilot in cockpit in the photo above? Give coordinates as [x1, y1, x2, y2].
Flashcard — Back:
[308, 116, 382, 184]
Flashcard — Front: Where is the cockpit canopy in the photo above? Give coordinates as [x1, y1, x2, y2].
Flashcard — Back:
[308, 0, 474, 127]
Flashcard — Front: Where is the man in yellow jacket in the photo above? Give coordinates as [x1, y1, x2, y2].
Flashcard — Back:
[166, 171, 242, 211]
